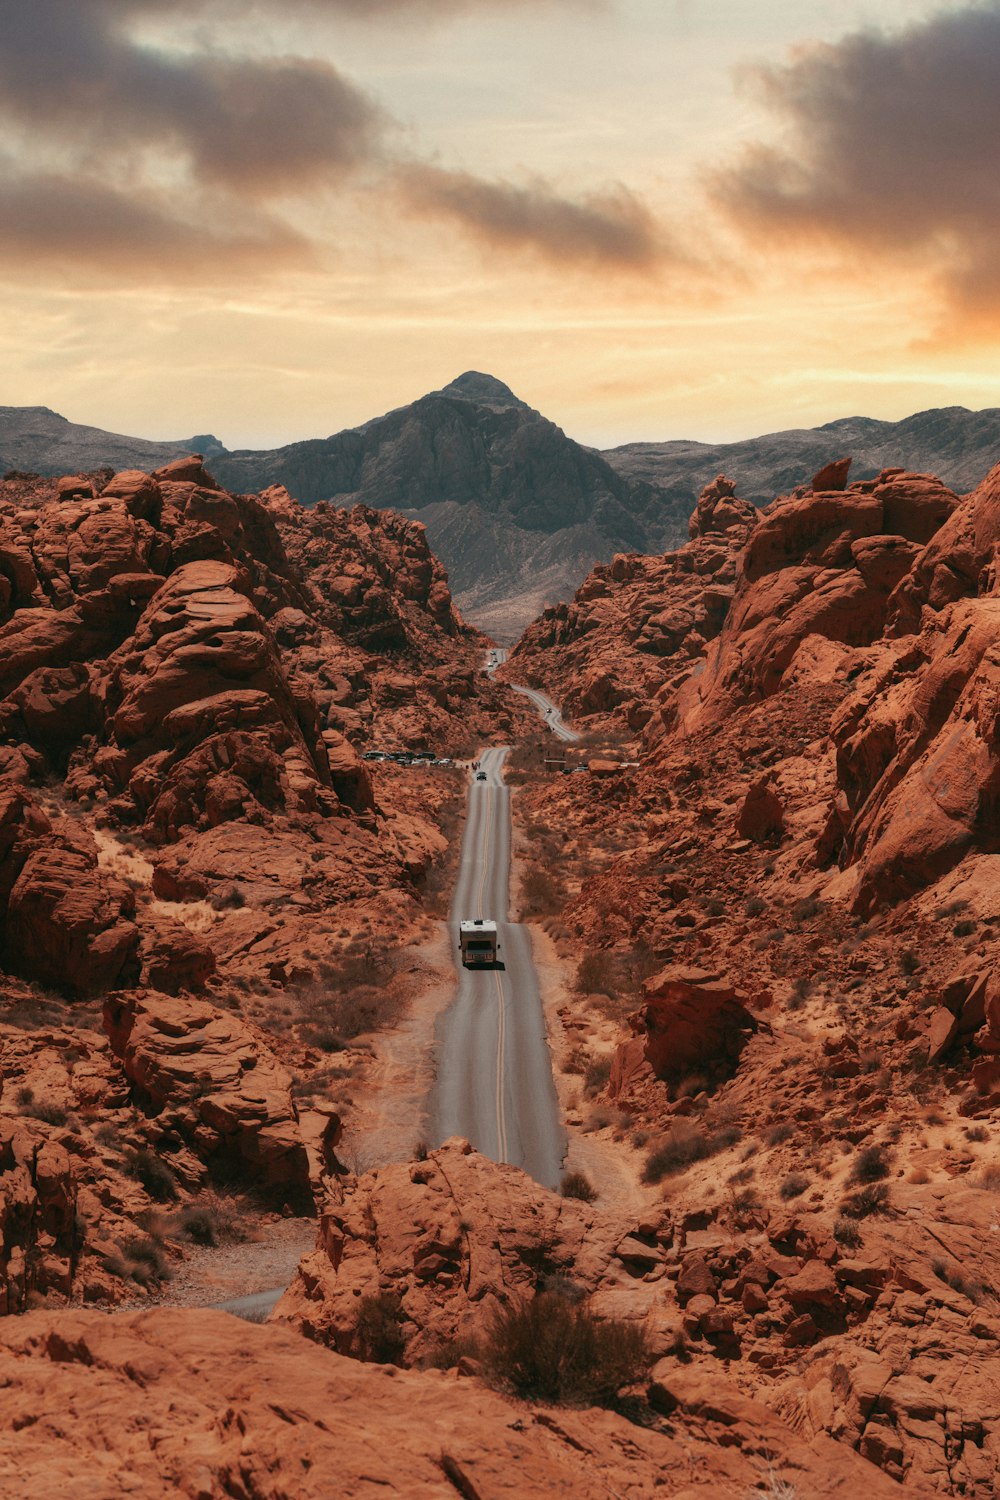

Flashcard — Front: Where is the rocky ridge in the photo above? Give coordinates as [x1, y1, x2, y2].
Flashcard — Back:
[0, 454, 525, 1311]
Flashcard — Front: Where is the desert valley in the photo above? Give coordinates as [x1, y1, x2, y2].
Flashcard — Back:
[2, 380, 1000, 1497]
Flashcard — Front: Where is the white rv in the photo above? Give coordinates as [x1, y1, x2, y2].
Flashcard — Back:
[459, 919, 498, 967]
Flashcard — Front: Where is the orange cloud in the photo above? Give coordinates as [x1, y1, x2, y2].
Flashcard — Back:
[714, 4, 1000, 332]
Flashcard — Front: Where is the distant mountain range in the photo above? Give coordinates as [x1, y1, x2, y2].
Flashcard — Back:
[4, 380, 1000, 639]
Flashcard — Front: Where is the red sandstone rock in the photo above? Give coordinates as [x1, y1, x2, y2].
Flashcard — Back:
[103, 990, 312, 1205]
[613, 966, 759, 1087]
[736, 777, 785, 842]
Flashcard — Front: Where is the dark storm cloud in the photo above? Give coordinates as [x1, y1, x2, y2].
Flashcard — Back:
[400, 166, 670, 270]
[0, 0, 653, 279]
[715, 3, 1000, 325]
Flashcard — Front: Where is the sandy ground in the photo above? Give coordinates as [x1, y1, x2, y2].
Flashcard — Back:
[338, 922, 457, 1173]
[137, 1217, 316, 1311]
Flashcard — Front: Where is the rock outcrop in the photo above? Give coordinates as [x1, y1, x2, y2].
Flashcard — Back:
[0, 1306, 912, 1499]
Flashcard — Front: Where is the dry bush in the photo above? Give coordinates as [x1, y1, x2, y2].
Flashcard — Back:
[172, 1197, 250, 1248]
[833, 1217, 863, 1248]
[126, 1148, 179, 1202]
[583, 1056, 612, 1098]
[574, 949, 618, 997]
[851, 1144, 891, 1183]
[481, 1291, 649, 1407]
[779, 1172, 810, 1200]
[931, 1258, 988, 1304]
[840, 1183, 890, 1219]
[354, 1291, 407, 1364]
[521, 867, 565, 917]
[642, 1123, 740, 1184]
[561, 1171, 598, 1203]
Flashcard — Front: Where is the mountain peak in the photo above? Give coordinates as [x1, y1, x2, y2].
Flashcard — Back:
[436, 372, 528, 410]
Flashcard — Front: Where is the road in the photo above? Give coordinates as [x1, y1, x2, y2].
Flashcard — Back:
[216, 653, 575, 1317]
[486, 648, 581, 743]
[429, 742, 565, 1188]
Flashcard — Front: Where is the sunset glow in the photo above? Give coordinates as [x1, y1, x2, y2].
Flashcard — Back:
[2, 0, 997, 449]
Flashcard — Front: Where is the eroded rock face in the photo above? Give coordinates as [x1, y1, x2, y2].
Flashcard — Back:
[672, 470, 957, 735]
[277, 1138, 679, 1361]
[502, 475, 759, 732]
[103, 990, 312, 1207]
[611, 966, 761, 1093]
[0, 1306, 910, 1500]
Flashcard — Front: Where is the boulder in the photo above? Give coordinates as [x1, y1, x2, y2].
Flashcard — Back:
[616, 966, 759, 1084]
[103, 990, 311, 1206]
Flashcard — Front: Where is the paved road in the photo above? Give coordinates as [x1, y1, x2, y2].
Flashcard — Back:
[486, 647, 581, 743]
[429, 740, 565, 1189]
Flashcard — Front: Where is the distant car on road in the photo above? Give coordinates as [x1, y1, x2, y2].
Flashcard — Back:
[475, 771, 487, 781]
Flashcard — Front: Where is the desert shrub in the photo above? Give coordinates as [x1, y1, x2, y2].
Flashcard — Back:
[121, 1234, 170, 1285]
[560, 1171, 597, 1203]
[851, 1145, 891, 1183]
[575, 950, 617, 997]
[521, 868, 564, 916]
[24, 1100, 69, 1127]
[642, 1122, 738, 1184]
[583, 1056, 612, 1098]
[954, 918, 978, 938]
[791, 897, 821, 923]
[126, 1148, 179, 1202]
[931, 1259, 987, 1304]
[704, 897, 725, 918]
[764, 1122, 794, 1147]
[173, 1199, 248, 1247]
[354, 1292, 407, 1364]
[833, 1217, 863, 1248]
[979, 1165, 1000, 1191]
[481, 1292, 649, 1407]
[965, 1125, 990, 1143]
[937, 898, 968, 919]
[14, 1085, 33, 1106]
[744, 896, 767, 917]
[779, 1172, 810, 1201]
[840, 1183, 890, 1219]
[899, 949, 920, 976]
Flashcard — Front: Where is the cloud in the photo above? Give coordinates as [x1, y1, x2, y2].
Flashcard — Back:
[399, 165, 670, 270]
[0, 0, 640, 281]
[715, 4, 1000, 328]
[0, 171, 311, 278]
[0, 1, 384, 198]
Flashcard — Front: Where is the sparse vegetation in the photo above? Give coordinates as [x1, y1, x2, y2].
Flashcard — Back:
[931, 1258, 988, 1305]
[840, 1183, 890, 1219]
[583, 1056, 612, 1098]
[642, 1123, 740, 1184]
[851, 1144, 891, 1183]
[126, 1148, 179, 1202]
[778, 1172, 810, 1201]
[354, 1291, 407, 1364]
[790, 896, 821, 923]
[560, 1171, 598, 1203]
[172, 1198, 249, 1247]
[480, 1291, 650, 1407]
[574, 949, 617, 997]
[744, 896, 767, 917]
[833, 1217, 863, 1248]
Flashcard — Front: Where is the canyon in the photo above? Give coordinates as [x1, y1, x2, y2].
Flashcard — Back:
[2, 438, 1000, 1496]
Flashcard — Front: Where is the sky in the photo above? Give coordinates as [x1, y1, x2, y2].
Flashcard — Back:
[2, 0, 999, 450]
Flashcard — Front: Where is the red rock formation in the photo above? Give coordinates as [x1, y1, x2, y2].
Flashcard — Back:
[610, 966, 760, 1094]
[103, 990, 313, 1206]
[0, 1306, 911, 1499]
